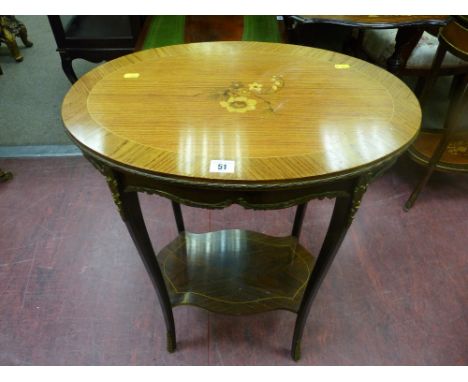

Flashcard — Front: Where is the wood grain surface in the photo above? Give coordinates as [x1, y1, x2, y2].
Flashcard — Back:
[440, 18, 468, 61]
[62, 41, 421, 182]
[184, 16, 244, 42]
[408, 131, 468, 172]
[158, 229, 315, 315]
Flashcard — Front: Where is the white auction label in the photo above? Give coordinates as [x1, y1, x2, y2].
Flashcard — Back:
[209, 160, 235, 173]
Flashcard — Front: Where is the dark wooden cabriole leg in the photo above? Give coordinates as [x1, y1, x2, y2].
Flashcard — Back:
[291, 203, 308, 239]
[60, 54, 78, 84]
[120, 190, 177, 352]
[171, 201, 185, 233]
[417, 44, 447, 105]
[386, 27, 424, 74]
[104, 170, 177, 353]
[449, 74, 464, 99]
[404, 74, 468, 211]
[283, 16, 298, 44]
[291, 177, 366, 361]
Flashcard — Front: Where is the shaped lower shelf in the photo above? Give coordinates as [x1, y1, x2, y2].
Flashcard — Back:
[157, 229, 315, 315]
[408, 131, 468, 172]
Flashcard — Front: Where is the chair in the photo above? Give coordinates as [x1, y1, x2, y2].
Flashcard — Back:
[360, 19, 468, 95]
[404, 16, 468, 210]
[48, 16, 146, 84]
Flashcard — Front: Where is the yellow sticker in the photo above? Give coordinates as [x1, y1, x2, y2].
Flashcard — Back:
[123, 73, 140, 79]
[334, 64, 350, 69]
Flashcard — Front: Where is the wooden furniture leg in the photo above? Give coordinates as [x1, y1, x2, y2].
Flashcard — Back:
[171, 200, 185, 233]
[60, 54, 78, 84]
[405, 74, 468, 210]
[417, 43, 448, 106]
[291, 178, 363, 361]
[291, 203, 308, 239]
[386, 27, 424, 74]
[108, 170, 177, 352]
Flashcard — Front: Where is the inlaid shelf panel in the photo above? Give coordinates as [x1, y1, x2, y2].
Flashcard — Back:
[408, 131, 468, 172]
[158, 229, 316, 315]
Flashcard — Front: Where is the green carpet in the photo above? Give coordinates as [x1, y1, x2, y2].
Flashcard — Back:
[141, 15, 281, 49]
[141, 16, 186, 49]
[242, 16, 281, 42]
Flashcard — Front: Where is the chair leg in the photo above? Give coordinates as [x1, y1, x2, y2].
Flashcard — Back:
[171, 201, 185, 233]
[414, 76, 427, 98]
[60, 55, 78, 84]
[386, 27, 424, 74]
[449, 74, 464, 99]
[418, 44, 447, 105]
[405, 74, 468, 211]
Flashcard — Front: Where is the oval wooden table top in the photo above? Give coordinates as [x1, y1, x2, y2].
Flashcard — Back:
[62, 41, 421, 184]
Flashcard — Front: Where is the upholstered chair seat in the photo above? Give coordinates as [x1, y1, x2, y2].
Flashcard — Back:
[362, 29, 468, 70]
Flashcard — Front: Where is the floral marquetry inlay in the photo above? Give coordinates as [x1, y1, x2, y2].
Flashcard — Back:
[447, 141, 468, 156]
[220, 96, 257, 113]
[219, 75, 284, 113]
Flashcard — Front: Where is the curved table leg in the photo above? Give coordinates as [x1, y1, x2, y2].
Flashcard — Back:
[107, 172, 176, 353]
[386, 27, 424, 74]
[171, 201, 185, 233]
[291, 187, 359, 361]
[404, 74, 468, 210]
[60, 54, 78, 84]
[291, 202, 308, 239]
[417, 43, 447, 106]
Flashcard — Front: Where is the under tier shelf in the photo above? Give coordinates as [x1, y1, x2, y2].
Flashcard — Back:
[158, 229, 315, 315]
[408, 131, 468, 172]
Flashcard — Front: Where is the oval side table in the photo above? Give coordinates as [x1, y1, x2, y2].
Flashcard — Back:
[61, 41, 421, 361]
